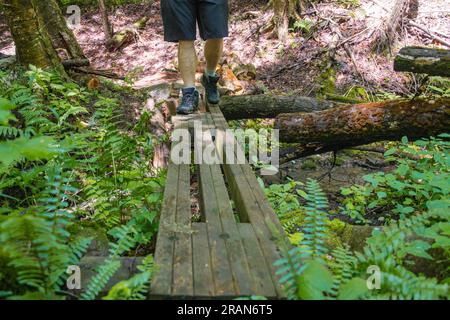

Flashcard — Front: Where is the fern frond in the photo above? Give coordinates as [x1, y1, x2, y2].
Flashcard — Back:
[359, 210, 449, 299]
[329, 245, 357, 297]
[103, 255, 155, 300]
[80, 259, 121, 300]
[301, 179, 330, 262]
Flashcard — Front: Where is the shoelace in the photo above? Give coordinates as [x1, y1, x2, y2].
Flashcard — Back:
[181, 92, 195, 107]
[205, 78, 218, 92]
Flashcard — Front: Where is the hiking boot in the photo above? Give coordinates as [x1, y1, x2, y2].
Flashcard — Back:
[177, 87, 199, 115]
[201, 73, 220, 105]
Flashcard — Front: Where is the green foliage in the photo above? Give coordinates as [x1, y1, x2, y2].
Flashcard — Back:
[426, 77, 450, 97]
[357, 208, 449, 299]
[290, 19, 314, 36]
[0, 66, 163, 299]
[103, 255, 154, 300]
[0, 167, 91, 299]
[275, 178, 449, 300]
[275, 179, 336, 299]
[263, 179, 305, 233]
[341, 135, 449, 224]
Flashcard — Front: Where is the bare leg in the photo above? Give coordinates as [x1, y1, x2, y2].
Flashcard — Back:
[204, 38, 223, 74]
[178, 40, 197, 87]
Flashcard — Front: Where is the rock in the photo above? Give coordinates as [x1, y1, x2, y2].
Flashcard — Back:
[70, 257, 144, 298]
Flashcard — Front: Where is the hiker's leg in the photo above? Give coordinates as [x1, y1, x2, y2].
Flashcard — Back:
[178, 40, 198, 88]
[204, 38, 223, 75]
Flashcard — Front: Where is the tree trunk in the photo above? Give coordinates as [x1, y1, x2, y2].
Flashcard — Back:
[2, 0, 66, 75]
[271, 0, 302, 41]
[373, 0, 419, 52]
[275, 98, 450, 147]
[394, 46, 450, 77]
[34, 0, 87, 60]
[218, 94, 336, 120]
[99, 0, 114, 42]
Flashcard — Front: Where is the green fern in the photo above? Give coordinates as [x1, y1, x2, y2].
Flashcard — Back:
[301, 179, 330, 262]
[81, 225, 138, 300]
[358, 209, 449, 299]
[275, 179, 332, 299]
[0, 215, 69, 294]
[103, 255, 155, 300]
[328, 245, 358, 298]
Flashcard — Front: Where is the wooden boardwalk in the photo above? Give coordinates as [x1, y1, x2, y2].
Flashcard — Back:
[150, 94, 286, 299]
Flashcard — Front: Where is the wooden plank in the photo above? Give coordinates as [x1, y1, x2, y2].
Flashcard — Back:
[202, 115, 254, 296]
[207, 108, 284, 234]
[199, 162, 236, 296]
[192, 223, 214, 297]
[238, 223, 277, 298]
[172, 120, 194, 297]
[206, 107, 286, 298]
[150, 162, 179, 296]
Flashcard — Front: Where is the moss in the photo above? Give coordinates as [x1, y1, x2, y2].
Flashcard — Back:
[301, 159, 317, 170]
[68, 221, 110, 256]
[317, 66, 337, 97]
[325, 219, 375, 252]
[324, 218, 347, 249]
[334, 156, 345, 166]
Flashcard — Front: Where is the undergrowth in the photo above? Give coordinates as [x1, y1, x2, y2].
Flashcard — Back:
[0, 66, 163, 299]
[266, 137, 449, 300]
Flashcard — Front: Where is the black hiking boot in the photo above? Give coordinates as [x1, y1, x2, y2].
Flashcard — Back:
[201, 73, 220, 105]
[177, 87, 199, 115]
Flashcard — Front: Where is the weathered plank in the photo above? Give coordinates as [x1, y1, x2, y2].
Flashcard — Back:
[172, 121, 194, 297]
[199, 162, 236, 296]
[206, 107, 286, 297]
[203, 115, 255, 296]
[192, 223, 214, 297]
[238, 223, 277, 298]
[153, 102, 288, 299]
[150, 161, 179, 296]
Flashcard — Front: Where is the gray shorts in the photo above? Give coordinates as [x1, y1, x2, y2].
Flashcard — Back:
[161, 0, 229, 42]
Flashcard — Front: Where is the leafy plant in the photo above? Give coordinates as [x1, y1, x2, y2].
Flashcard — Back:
[275, 178, 449, 300]
[103, 255, 155, 300]
[341, 135, 449, 224]
[0, 66, 163, 299]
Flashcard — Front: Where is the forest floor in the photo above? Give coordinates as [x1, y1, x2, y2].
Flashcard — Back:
[0, 0, 448, 210]
[1, 0, 449, 95]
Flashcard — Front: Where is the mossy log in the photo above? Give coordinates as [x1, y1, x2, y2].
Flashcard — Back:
[144, 98, 169, 169]
[219, 94, 336, 120]
[276, 98, 450, 148]
[394, 46, 450, 77]
[106, 16, 149, 51]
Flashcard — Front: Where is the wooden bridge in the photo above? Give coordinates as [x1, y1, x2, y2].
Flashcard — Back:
[150, 93, 287, 299]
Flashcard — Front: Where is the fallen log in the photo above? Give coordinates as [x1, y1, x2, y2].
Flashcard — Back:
[144, 98, 169, 169]
[275, 98, 450, 148]
[62, 59, 90, 69]
[219, 94, 337, 120]
[394, 46, 450, 77]
[106, 16, 149, 51]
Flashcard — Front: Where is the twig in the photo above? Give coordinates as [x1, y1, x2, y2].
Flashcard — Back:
[408, 21, 450, 48]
